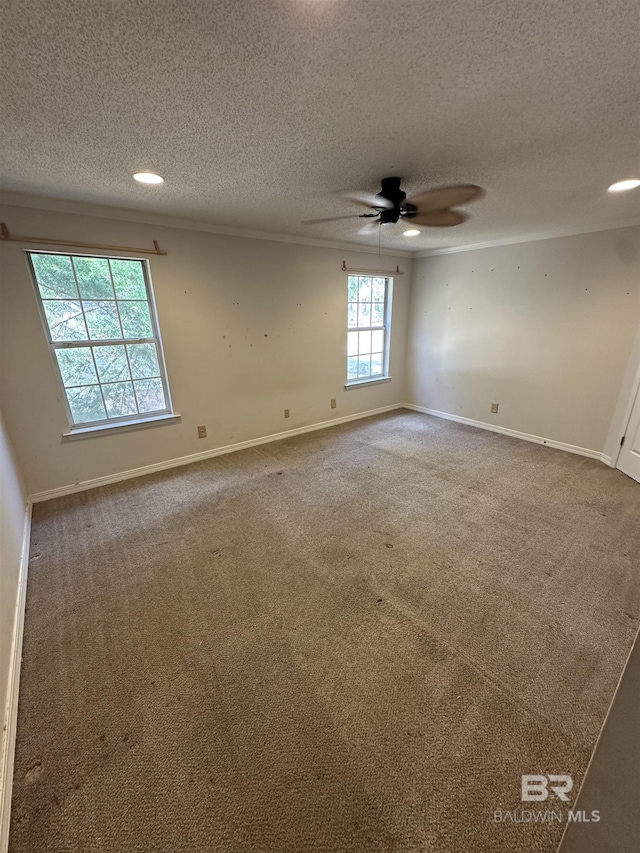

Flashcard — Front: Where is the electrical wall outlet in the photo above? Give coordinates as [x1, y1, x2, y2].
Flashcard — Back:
[284, 408, 290, 418]
[491, 403, 499, 414]
[330, 398, 337, 409]
[197, 425, 207, 438]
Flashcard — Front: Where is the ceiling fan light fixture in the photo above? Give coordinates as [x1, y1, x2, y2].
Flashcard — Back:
[607, 179, 640, 192]
[133, 172, 164, 185]
[403, 229, 420, 236]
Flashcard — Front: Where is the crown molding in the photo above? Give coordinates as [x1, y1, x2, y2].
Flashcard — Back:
[3, 190, 637, 261]
[414, 217, 640, 257]
[0, 192, 414, 259]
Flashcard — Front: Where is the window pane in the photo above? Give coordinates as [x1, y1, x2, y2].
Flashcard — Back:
[347, 276, 358, 301]
[347, 356, 358, 380]
[371, 303, 384, 326]
[357, 356, 371, 377]
[372, 279, 386, 302]
[31, 254, 78, 299]
[358, 330, 371, 354]
[358, 277, 372, 301]
[42, 300, 88, 341]
[55, 348, 97, 387]
[102, 381, 138, 418]
[371, 353, 383, 375]
[357, 303, 371, 327]
[371, 329, 384, 352]
[83, 301, 122, 340]
[67, 385, 106, 424]
[348, 303, 358, 328]
[111, 259, 147, 299]
[127, 343, 160, 379]
[93, 345, 130, 383]
[73, 257, 113, 299]
[347, 331, 359, 356]
[134, 378, 166, 413]
[118, 301, 153, 337]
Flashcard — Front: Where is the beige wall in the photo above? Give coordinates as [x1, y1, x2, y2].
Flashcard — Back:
[0, 204, 411, 496]
[0, 409, 27, 768]
[3, 201, 638, 496]
[406, 227, 640, 453]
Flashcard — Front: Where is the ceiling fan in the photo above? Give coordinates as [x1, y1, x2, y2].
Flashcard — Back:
[305, 177, 484, 232]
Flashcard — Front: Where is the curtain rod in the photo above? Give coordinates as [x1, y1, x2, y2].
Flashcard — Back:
[0, 222, 167, 256]
[341, 261, 404, 276]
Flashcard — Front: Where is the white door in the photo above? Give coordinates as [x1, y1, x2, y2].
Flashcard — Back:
[617, 384, 640, 483]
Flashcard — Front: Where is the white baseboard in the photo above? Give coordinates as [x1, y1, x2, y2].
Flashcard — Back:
[30, 404, 403, 503]
[30, 402, 614, 502]
[404, 404, 609, 463]
[0, 501, 31, 853]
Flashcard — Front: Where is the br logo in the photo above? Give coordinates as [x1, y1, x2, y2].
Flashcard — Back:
[521, 775, 573, 802]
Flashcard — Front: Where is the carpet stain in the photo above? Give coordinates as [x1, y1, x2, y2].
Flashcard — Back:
[23, 760, 42, 785]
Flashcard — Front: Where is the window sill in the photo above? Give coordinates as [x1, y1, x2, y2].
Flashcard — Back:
[63, 413, 181, 440]
[344, 377, 392, 390]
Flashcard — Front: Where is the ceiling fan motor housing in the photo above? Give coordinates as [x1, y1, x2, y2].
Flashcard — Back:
[377, 176, 416, 223]
[379, 208, 400, 223]
[378, 176, 405, 205]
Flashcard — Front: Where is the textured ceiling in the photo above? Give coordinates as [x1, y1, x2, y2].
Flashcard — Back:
[1, 0, 639, 252]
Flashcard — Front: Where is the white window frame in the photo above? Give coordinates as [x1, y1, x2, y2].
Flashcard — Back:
[26, 250, 177, 437]
[345, 274, 393, 388]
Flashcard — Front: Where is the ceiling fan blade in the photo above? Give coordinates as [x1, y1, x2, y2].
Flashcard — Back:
[358, 221, 380, 235]
[302, 215, 364, 224]
[341, 191, 394, 210]
[407, 209, 469, 227]
[406, 184, 484, 213]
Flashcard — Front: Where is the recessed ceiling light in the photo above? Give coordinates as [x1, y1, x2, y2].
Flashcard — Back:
[133, 172, 164, 185]
[607, 179, 640, 192]
[403, 229, 420, 236]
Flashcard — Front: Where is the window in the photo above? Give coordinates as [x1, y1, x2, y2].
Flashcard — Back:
[28, 252, 173, 432]
[346, 275, 392, 384]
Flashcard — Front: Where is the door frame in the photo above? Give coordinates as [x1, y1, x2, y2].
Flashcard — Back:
[604, 322, 640, 468]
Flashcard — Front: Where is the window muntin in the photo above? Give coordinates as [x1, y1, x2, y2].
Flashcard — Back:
[346, 275, 391, 383]
[28, 252, 172, 429]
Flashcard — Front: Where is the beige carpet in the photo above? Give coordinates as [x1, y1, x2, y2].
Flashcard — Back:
[10, 411, 640, 852]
